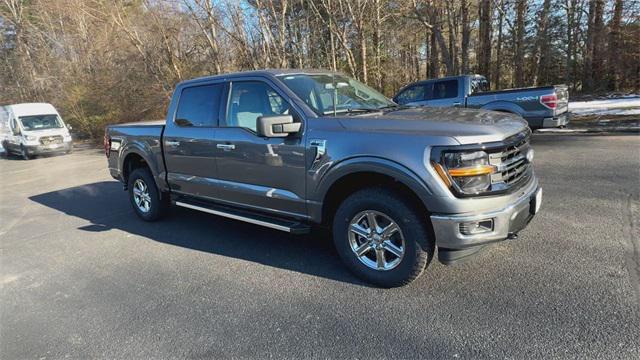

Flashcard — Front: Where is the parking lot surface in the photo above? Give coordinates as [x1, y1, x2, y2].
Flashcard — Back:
[1, 134, 639, 359]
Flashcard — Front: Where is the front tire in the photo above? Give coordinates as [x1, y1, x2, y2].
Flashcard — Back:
[332, 188, 434, 287]
[128, 167, 169, 221]
[20, 145, 31, 160]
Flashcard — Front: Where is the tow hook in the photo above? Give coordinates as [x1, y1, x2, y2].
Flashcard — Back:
[507, 233, 518, 240]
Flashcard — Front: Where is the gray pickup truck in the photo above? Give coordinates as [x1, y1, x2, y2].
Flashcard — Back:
[105, 70, 542, 287]
[393, 75, 569, 129]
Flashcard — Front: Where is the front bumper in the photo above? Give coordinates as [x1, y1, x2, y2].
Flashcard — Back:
[431, 183, 541, 251]
[25, 142, 72, 155]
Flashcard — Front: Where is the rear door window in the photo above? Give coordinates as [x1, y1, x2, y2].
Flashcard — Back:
[175, 84, 223, 127]
[430, 80, 459, 100]
[395, 85, 427, 105]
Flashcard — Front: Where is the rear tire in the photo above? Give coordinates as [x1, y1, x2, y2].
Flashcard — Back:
[332, 187, 434, 287]
[127, 167, 169, 221]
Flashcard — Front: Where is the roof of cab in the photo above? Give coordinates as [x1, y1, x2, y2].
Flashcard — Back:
[178, 69, 341, 87]
[6, 103, 59, 117]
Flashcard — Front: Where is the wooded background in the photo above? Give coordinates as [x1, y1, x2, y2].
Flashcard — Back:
[1, 0, 638, 138]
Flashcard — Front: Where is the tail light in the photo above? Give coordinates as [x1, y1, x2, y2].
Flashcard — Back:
[540, 94, 557, 109]
[103, 131, 111, 158]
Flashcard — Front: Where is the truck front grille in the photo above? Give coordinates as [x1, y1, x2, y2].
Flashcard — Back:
[489, 131, 532, 189]
[39, 135, 63, 145]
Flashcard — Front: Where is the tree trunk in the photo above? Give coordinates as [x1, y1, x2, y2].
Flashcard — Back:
[565, 0, 575, 90]
[494, 0, 504, 89]
[373, 0, 383, 88]
[531, 0, 551, 86]
[582, 0, 597, 92]
[608, 0, 624, 90]
[477, 0, 492, 78]
[460, 0, 470, 74]
[590, 0, 606, 91]
[514, 0, 526, 87]
[429, 29, 440, 78]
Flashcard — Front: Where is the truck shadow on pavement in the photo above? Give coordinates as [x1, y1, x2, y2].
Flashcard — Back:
[29, 181, 369, 286]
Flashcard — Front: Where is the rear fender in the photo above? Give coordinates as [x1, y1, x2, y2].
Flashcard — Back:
[480, 101, 524, 117]
[119, 141, 165, 191]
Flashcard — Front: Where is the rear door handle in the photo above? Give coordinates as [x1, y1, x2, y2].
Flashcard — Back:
[165, 140, 180, 146]
[217, 144, 235, 150]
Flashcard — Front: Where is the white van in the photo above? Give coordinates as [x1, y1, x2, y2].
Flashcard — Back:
[0, 103, 72, 159]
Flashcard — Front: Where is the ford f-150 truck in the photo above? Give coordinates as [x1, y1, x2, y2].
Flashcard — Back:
[393, 75, 569, 129]
[105, 70, 542, 287]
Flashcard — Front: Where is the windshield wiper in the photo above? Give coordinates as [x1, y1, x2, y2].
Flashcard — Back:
[323, 108, 381, 115]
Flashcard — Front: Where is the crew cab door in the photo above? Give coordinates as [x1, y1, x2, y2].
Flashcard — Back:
[163, 82, 224, 198]
[425, 79, 464, 107]
[213, 79, 307, 218]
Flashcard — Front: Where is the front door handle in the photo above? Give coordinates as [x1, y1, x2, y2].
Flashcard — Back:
[165, 140, 180, 147]
[217, 144, 236, 150]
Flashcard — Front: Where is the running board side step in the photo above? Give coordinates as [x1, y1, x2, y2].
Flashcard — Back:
[174, 200, 311, 234]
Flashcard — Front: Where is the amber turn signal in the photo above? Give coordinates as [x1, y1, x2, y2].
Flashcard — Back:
[447, 165, 496, 177]
[431, 161, 452, 187]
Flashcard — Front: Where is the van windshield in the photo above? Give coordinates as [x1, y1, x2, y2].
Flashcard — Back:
[277, 73, 395, 115]
[19, 114, 64, 131]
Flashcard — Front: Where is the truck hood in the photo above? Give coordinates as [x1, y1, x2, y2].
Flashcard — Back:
[334, 107, 528, 144]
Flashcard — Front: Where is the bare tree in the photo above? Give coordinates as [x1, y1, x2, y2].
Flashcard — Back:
[531, 0, 551, 86]
[477, 0, 491, 78]
[513, 0, 527, 87]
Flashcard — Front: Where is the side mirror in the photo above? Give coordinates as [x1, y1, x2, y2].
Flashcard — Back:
[257, 115, 301, 138]
[174, 118, 193, 127]
[66, 124, 73, 131]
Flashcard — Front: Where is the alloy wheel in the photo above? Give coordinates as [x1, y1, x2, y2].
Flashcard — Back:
[348, 210, 405, 271]
[132, 179, 152, 213]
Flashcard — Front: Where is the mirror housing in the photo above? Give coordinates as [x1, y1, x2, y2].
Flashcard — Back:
[175, 118, 193, 127]
[66, 124, 73, 131]
[257, 115, 301, 138]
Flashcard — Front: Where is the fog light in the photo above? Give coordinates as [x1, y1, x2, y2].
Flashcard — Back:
[459, 219, 494, 235]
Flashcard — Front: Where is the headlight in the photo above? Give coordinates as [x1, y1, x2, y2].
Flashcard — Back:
[24, 135, 37, 141]
[432, 150, 496, 195]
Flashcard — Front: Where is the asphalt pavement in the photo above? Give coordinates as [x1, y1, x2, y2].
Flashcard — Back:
[1, 134, 639, 359]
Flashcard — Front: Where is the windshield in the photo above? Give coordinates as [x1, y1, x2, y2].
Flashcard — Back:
[19, 114, 64, 131]
[277, 73, 395, 115]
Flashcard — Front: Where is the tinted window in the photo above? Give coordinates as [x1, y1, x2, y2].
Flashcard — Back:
[175, 84, 223, 127]
[395, 85, 426, 105]
[225, 81, 292, 132]
[431, 80, 458, 100]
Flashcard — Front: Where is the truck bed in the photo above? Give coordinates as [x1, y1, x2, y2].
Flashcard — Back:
[106, 121, 166, 187]
[468, 85, 557, 97]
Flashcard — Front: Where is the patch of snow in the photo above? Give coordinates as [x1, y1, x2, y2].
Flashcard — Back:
[569, 97, 640, 116]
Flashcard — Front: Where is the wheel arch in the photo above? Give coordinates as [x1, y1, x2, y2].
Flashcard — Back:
[313, 157, 434, 225]
[119, 145, 159, 190]
[480, 101, 524, 116]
